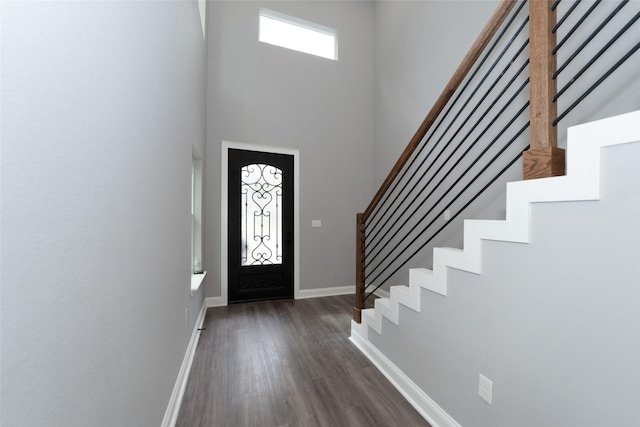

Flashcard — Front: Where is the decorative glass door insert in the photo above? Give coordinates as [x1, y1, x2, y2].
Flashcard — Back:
[241, 164, 283, 265]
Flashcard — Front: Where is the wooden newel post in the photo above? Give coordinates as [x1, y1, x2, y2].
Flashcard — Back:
[354, 213, 366, 323]
[524, 0, 565, 179]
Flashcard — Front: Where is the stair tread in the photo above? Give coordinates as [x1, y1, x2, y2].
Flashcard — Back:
[391, 285, 410, 294]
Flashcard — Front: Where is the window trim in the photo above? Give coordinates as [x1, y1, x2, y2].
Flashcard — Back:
[191, 146, 205, 296]
[259, 8, 338, 61]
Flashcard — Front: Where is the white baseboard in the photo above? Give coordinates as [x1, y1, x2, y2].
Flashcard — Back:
[296, 285, 355, 299]
[161, 301, 208, 427]
[349, 328, 461, 427]
[205, 296, 226, 307]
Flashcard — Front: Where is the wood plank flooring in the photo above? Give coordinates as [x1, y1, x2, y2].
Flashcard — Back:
[176, 295, 431, 427]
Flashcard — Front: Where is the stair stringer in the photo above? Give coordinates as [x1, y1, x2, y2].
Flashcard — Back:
[352, 110, 640, 342]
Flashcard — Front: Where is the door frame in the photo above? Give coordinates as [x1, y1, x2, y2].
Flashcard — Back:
[221, 141, 300, 305]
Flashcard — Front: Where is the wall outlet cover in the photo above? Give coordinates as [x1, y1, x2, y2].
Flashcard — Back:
[479, 373, 493, 404]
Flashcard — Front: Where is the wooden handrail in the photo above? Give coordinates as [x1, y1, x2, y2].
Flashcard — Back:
[363, 0, 519, 221]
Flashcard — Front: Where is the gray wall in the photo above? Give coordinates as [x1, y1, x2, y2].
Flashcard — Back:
[205, 1, 374, 296]
[370, 140, 640, 426]
[373, 0, 640, 186]
[373, 0, 500, 188]
[1, 1, 207, 425]
[554, 0, 640, 147]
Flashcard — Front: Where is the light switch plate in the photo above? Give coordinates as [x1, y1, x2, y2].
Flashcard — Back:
[312, 220, 322, 228]
[479, 374, 493, 404]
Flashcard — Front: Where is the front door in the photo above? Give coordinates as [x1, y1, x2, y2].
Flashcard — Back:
[228, 149, 294, 303]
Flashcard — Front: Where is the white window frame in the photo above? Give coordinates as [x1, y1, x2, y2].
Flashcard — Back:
[198, 0, 206, 39]
[191, 146, 205, 296]
[259, 8, 338, 61]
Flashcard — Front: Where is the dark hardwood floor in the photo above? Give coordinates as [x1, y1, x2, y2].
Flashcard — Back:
[176, 294, 431, 427]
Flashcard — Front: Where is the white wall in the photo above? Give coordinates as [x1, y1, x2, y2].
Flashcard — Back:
[1, 1, 207, 425]
[205, 1, 374, 296]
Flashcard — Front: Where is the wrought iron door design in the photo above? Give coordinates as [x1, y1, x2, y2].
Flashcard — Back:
[241, 163, 283, 266]
[228, 149, 294, 303]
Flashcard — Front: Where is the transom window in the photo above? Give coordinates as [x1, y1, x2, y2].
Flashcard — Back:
[259, 8, 338, 61]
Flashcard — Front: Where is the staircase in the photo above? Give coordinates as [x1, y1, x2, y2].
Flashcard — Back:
[350, 111, 640, 426]
[351, 1, 639, 424]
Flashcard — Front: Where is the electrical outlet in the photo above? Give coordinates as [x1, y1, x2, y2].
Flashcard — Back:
[479, 374, 493, 404]
[444, 209, 451, 221]
[185, 308, 189, 325]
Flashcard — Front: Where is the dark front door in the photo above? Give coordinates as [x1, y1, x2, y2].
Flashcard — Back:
[228, 149, 294, 303]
